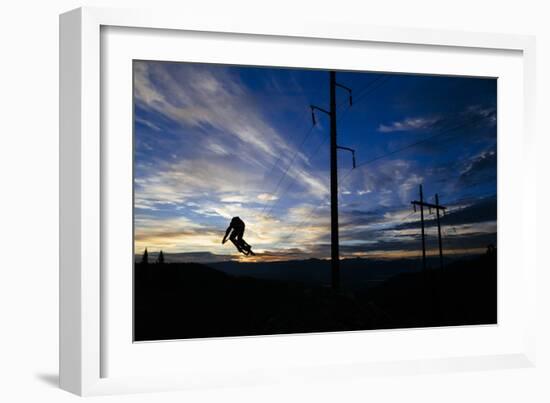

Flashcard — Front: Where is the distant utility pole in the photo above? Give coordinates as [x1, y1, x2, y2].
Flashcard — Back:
[411, 185, 447, 270]
[434, 193, 446, 271]
[412, 185, 427, 271]
[311, 71, 354, 290]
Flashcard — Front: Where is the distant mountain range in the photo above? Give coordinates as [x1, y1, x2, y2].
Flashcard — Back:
[136, 252, 481, 291]
[136, 251, 234, 263]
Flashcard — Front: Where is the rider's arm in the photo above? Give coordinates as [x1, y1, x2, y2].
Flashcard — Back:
[222, 226, 232, 243]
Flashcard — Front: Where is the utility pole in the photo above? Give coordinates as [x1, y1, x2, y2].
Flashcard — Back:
[329, 71, 340, 290]
[411, 186, 447, 323]
[311, 71, 354, 291]
[435, 193, 445, 271]
[411, 185, 427, 271]
[411, 185, 447, 271]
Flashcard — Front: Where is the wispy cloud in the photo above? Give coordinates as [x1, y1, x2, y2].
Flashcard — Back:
[459, 147, 497, 186]
[378, 117, 440, 133]
[341, 159, 424, 207]
[257, 193, 278, 201]
[135, 116, 162, 132]
[133, 63, 497, 262]
[134, 61, 296, 165]
[133, 61, 329, 218]
[464, 105, 497, 126]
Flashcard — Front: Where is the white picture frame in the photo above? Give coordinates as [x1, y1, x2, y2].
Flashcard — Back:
[60, 6, 537, 396]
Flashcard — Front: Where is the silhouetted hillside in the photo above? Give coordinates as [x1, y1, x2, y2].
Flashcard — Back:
[210, 257, 426, 290]
[134, 262, 382, 341]
[134, 252, 496, 341]
[363, 252, 497, 328]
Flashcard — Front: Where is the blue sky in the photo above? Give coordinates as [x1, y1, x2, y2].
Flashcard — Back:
[133, 61, 497, 262]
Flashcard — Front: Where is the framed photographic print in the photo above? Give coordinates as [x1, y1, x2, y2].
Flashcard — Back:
[132, 60, 498, 341]
[60, 7, 537, 396]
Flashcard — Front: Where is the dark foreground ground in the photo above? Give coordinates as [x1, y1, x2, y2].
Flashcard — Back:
[134, 253, 496, 341]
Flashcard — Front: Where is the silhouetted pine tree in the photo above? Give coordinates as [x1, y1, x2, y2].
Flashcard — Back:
[157, 250, 165, 264]
[141, 248, 149, 265]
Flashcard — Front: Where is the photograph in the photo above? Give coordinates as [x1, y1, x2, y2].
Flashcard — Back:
[133, 60, 497, 341]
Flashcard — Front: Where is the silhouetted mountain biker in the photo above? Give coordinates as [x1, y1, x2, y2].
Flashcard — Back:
[222, 216, 255, 256]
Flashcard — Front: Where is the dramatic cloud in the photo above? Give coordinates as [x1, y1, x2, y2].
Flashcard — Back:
[134, 63, 497, 262]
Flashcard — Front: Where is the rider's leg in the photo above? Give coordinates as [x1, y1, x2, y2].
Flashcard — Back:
[234, 229, 246, 251]
[229, 233, 243, 252]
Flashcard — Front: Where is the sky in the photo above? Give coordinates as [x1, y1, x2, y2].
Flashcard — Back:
[133, 60, 497, 263]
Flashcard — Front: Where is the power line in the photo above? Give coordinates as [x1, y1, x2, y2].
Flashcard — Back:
[410, 186, 447, 271]
[266, 81, 495, 258]
[282, 201, 418, 254]
[260, 109, 313, 186]
[263, 132, 330, 218]
[264, 75, 393, 222]
[337, 75, 392, 124]
[345, 112, 494, 179]
[351, 74, 389, 100]
[258, 124, 316, 217]
[280, 164, 357, 242]
[262, 76, 359, 221]
[281, 112, 495, 239]
[335, 74, 383, 110]
[352, 75, 393, 106]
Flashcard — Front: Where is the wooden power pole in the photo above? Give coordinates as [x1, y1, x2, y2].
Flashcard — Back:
[435, 193, 445, 271]
[329, 71, 340, 290]
[412, 184, 427, 270]
[411, 185, 447, 270]
[311, 71, 354, 290]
